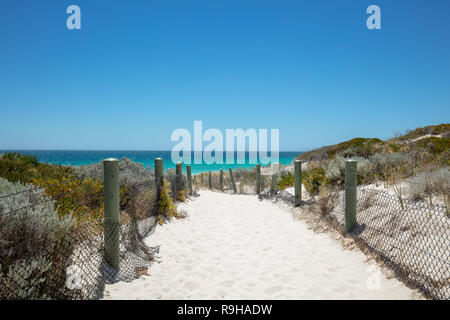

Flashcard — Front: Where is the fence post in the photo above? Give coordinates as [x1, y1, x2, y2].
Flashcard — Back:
[256, 164, 261, 195]
[186, 165, 192, 195]
[103, 158, 120, 271]
[270, 163, 278, 194]
[229, 168, 237, 193]
[294, 160, 302, 206]
[345, 159, 357, 232]
[155, 158, 163, 184]
[208, 171, 212, 190]
[220, 169, 224, 191]
[176, 162, 182, 192]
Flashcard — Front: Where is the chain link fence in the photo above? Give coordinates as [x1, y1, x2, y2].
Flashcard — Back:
[274, 184, 449, 300]
[0, 178, 160, 300]
[336, 187, 449, 300]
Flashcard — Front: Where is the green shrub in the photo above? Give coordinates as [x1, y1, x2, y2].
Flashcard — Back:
[278, 172, 294, 190]
[0, 153, 105, 222]
[407, 168, 449, 205]
[303, 167, 326, 194]
[157, 180, 178, 222]
[0, 178, 75, 299]
[325, 156, 345, 185]
[414, 137, 450, 155]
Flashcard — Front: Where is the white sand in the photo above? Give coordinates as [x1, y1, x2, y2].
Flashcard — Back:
[103, 190, 417, 300]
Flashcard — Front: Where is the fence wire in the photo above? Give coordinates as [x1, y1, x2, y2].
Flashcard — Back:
[0, 179, 160, 300]
[329, 187, 449, 300]
[255, 179, 449, 300]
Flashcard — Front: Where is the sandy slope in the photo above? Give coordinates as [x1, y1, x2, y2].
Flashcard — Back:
[103, 190, 416, 300]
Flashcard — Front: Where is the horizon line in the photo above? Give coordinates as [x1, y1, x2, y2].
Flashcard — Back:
[0, 149, 305, 153]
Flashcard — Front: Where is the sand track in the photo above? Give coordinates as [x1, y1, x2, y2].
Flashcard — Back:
[104, 190, 416, 299]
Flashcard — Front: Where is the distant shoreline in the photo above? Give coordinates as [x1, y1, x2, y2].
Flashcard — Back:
[0, 150, 301, 175]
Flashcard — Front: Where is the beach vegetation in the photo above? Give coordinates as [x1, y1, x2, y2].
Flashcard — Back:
[156, 180, 179, 223]
[0, 177, 75, 299]
[315, 187, 339, 217]
[278, 172, 294, 190]
[0, 152, 104, 222]
[302, 166, 326, 195]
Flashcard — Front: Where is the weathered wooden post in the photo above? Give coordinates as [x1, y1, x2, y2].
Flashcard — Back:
[345, 159, 357, 232]
[270, 163, 279, 194]
[208, 171, 212, 190]
[229, 168, 237, 193]
[103, 158, 120, 271]
[155, 158, 164, 183]
[176, 162, 182, 192]
[155, 158, 164, 202]
[220, 169, 224, 191]
[256, 164, 261, 195]
[294, 160, 302, 206]
[186, 165, 192, 195]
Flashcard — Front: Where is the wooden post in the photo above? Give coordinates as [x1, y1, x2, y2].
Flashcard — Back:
[155, 158, 164, 204]
[229, 168, 237, 194]
[103, 158, 120, 271]
[256, 164, 261, 195]
[176, 162, 182, 191]
[270, 163, 279, 195]
[208, 171, 212, 190]
[294, 160, 302, 206]
[220, 169, 224, 191]
[186, 165, 192, 195]
[345, 159, 357, 232]
[155, 158, 163, 183]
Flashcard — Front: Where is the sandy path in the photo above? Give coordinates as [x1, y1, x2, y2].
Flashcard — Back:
[104, 190, 416, 300]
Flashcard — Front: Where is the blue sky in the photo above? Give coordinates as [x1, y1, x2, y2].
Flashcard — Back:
[0, 0, 449, 151]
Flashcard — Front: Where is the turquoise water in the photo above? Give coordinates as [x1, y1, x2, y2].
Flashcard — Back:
[0, 150, 301, 174]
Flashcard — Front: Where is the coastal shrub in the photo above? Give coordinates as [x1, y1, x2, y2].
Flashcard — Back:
[1, 152, 39, 167]
[356, 157, 373, 184]
[0, 153, 77, 185]
[156, 180, 177, 222]
[325, 156, 346, 185]
[387, 152, 406, 167]
[407, 168, 449, 205]
[0, 178, 75, 299]
[165, 168, 187, 201]
[278, 172, 294, 190]
[303, 166, 326, 195]
[315, 187, 339, 217]
[74, 158, 155, 187]
[370, 152, 388, 175]
[341, 147, 357, 158]
[397, 123, 450, 141]
[32, 176, 104, 221]
[0, 153, 105, 221]
[325, 156, 374, 185]
[414, 137, 450, 155]
[297, 137, 384, 162]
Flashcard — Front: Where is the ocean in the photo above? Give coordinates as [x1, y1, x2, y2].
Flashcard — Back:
[0, 150, 301, 174]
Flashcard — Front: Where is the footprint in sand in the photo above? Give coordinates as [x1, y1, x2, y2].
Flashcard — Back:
[264, 285, 283, 295]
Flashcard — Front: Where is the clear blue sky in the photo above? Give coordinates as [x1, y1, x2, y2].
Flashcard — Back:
[1, 0, 449, 151]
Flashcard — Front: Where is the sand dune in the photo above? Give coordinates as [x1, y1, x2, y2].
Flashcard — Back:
[104, 190, 417, 300]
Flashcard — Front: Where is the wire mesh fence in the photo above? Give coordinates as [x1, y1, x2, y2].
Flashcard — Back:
[0, 178, 160, 300]
[334, 187, 449, 300]
[274, 183, 449, 300]
[2, 160, 448, 300]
